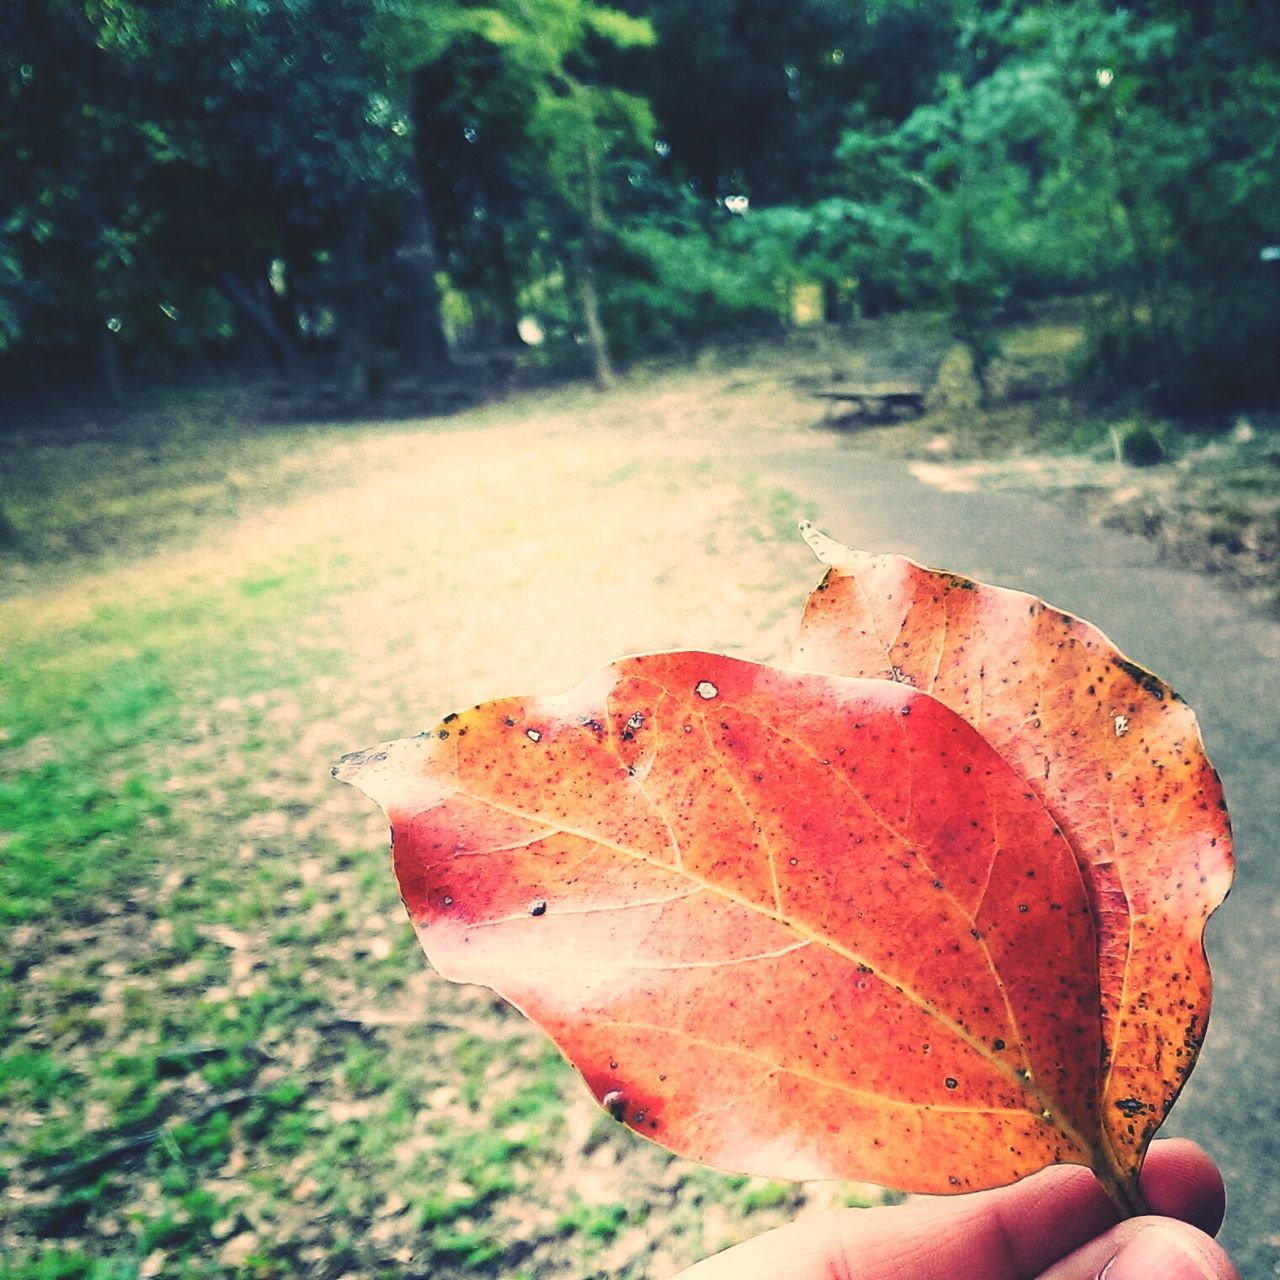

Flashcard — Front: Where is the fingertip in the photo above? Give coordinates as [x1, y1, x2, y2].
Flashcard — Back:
[1039, 1219, 1240, 1280]
[1139, 1139, 1226, 1237]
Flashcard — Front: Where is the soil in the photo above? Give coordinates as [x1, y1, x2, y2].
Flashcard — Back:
[1, 365, 885, 1280]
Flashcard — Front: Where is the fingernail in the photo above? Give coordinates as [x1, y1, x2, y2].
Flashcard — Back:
[1100, 1224, 1217, 1280]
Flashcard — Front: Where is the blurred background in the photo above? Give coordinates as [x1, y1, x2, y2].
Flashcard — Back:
[2, 3, 1278, 1279]
[3, 0, 1278, 413]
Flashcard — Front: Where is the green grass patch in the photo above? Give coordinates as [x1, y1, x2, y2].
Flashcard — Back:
[5, 1250, 139, 1280]
[432, 1227, 508, 1269]
[557, 1198, 639, 1244]
[0, 1050, 78, 1107]
[0, 763, 172, 924]
[0, 537, 362, 931]
[0, 372, 909, 1276]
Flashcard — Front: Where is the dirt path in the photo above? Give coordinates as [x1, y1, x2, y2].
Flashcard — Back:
[757, 444, 1280, 1280]
[1, 371, 880, 1280]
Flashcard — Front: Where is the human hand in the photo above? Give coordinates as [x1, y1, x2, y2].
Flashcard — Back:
[672, 1139, 1236, 1279]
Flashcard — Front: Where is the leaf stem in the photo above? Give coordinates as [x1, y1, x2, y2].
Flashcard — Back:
[1095, 1164, 1150, 1221]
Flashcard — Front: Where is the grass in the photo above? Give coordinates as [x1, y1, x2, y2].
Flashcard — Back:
[0, 368, 853, 1278]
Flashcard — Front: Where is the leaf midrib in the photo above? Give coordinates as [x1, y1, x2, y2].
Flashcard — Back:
[409, 758, 1098, 1165]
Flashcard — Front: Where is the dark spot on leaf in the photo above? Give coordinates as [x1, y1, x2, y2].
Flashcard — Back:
[1111, 656, 1167, 700]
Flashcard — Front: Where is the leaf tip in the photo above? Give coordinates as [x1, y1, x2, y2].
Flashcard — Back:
[798, 520, 878, 572]
[332, 747, 384, 786]
[798, 520, 854, 566]
[331, 745, 403, 812]
[333, 736, 460, 818]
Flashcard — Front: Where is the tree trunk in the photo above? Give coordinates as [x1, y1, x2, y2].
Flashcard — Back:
[576, 253, 615, 390]
[99, 327, 124, 403]
[220, 270, 299, 376]
[398, 178, 453, 374]
[0, 501, 20, 550]
[955, 308, 995, 405]
[338, 216, 373, 405]
[484, 231, 524, 350]
[822, 278, 850, 325]
[579, 129, 617, 390]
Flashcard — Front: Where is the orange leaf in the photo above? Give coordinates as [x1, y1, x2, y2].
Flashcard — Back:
[340, 651, 1119, 1197]
[790, 525, 1233, 1202]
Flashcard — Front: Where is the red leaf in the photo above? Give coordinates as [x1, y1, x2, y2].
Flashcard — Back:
[335, 535, 1232, 1211]
[342, 653, 1113, 1195]
[790, 527, 1233, 1197]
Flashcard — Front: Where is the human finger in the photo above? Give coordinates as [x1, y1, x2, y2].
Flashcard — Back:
[670, 1140, 1226, 1280]
[1134, 1137, 1225, 1237]
[1036, 1216, 1238, 1280]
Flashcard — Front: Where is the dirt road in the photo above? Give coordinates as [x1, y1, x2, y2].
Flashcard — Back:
[760, 444, 1280, 1280]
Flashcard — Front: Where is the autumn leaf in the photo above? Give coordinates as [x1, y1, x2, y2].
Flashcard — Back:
[334, 533, 1232, 1214]
[790, 525, 1234, 1204]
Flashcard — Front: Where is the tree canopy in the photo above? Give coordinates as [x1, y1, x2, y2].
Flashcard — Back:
[2, 0, 1277, 408]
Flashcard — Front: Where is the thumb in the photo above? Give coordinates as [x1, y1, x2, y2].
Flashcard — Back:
[1038, 1217, 1238, 1280]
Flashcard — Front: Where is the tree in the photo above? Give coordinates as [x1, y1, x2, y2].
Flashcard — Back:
[403, 0, 656, 387]
[1, 0, 443, 395]
[831, 0, 1280, 409]
[624, 0, 957, 204]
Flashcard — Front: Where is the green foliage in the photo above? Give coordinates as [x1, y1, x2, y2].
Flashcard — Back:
[608, 214, 780, 353]
[833, 0, 1280, 407]
[414, 0, 656, 376]
[2, 0, 1277, 408]
[557, 1197, 636, 1243]
[1, 0, 419, 375]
